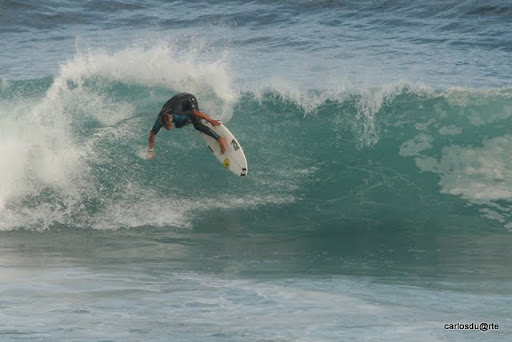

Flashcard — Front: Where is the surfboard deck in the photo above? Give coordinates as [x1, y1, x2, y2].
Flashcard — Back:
[199, 121, 248, 176]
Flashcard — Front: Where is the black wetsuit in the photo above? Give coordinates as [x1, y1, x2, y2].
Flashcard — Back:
[151, 93, 220, 140]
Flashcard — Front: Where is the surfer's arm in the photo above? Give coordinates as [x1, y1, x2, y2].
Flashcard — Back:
[192, 110, 221, 127]
[147, 131, 156, 159]
[147, 118, 163, 160]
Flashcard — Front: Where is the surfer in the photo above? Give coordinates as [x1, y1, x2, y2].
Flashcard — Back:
[147, 93, 227, 159]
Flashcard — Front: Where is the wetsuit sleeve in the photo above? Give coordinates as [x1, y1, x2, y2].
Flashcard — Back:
[151, 118, 162, 134]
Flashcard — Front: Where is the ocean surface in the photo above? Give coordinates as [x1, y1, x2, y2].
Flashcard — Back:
[1, 0, 512, 341]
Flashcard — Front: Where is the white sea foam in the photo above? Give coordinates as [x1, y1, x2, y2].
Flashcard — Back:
[63, 40, 239, 120]
[91, 190, 295, 230]
[396, 87, 512, 228]
[0, 41, 242, 230]
[405, 132, 512, 227]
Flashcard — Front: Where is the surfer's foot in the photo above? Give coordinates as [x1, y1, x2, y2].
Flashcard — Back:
[219, 136, 227, 154]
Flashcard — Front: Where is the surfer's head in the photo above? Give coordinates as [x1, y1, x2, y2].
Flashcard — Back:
[160, 113, 173, 130]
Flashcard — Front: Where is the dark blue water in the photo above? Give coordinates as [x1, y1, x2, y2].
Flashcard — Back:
[1, 1, 511, 341]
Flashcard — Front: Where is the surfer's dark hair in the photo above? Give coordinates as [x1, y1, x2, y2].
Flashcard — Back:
[160, 113, 172, 126]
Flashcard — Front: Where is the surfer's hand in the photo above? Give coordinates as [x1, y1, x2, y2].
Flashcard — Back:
[209, 119, 221, 127]
[147, 149, 155, 160]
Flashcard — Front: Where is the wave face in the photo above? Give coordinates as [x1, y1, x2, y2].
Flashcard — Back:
[1, 44, 511, 231]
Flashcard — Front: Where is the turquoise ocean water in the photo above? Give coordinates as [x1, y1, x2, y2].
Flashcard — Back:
[1, 1, 512, 341]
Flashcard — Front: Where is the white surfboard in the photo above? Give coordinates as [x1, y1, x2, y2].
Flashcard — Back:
[199, 122, 248, 176]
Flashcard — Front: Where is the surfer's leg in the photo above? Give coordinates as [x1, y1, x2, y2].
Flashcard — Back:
[191, 117, 220, 139]
[217, 136, 227, 154]
[192, 118, 227, 154]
